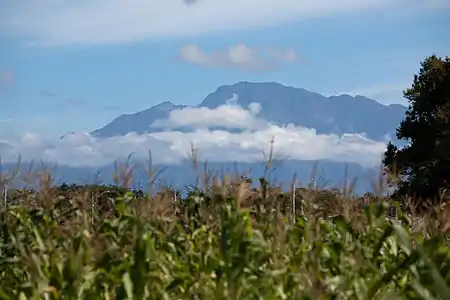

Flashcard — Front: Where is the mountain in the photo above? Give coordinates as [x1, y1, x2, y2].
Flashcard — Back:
[91, 101, 187, 137]
[1, 82, 408, 195]
[201, 82, 406, 140]
[92, 81, 407, 141]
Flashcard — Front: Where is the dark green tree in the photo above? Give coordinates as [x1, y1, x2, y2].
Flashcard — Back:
[383, 55, 450, 204]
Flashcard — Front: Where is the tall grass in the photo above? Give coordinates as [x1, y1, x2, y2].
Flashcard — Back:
[1, 155, 450, 299]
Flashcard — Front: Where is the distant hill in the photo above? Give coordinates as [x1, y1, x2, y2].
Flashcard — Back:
[92, 81, 407, 141]
[1, 159, 379, 195]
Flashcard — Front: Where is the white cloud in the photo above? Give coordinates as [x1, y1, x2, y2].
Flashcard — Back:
[0, 132, 175, 167]
[0, 102, 387, 168]
[152, 94, 265, 129]
[179, 44, 298, 70]
[0, 0, 431, 46]
[150, 126, 386, 166]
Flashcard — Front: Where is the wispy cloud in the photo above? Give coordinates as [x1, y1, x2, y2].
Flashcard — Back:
[1, 0, 438, 46]
[179, 44, 298, 71]
[0, 101, 387, 167]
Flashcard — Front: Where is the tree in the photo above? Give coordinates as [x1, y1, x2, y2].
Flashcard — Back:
[383, 55, 450, 204]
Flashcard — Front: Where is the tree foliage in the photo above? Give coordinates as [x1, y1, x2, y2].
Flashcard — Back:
[384, 55, 450, 203]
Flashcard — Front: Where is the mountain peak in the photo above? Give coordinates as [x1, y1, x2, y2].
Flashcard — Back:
[232, 81, 286, 86]
[152, 101, 175, 110]
[233, 81, 302, 91]
[214, 81, 296, 92]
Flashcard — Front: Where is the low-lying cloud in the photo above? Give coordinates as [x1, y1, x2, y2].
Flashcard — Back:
[0, 101, 387, 168]
[179, 44, 298, 71]
[152, 94, 265, 129]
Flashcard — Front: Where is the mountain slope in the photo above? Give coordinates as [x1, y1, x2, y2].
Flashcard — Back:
[92, 82, 406, 141]
[201, 82, 406, 140]
[91, 101, 187, 137]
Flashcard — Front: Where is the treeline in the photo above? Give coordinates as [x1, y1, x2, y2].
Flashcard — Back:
[5, 183, 144, 208]
[383, 55, 450, 208]
[3, 180, 390, 220]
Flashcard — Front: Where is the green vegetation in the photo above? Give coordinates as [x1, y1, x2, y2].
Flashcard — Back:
[0, 54, 449, 299]
[1, 175, 450, 299]
[384, 55, 450, 205]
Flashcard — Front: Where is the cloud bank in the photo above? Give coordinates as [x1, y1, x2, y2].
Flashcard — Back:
[179, 44, 298, 71]
[0, 0, 434, 46]
[152, 96, 265, 129]
[0, 101, 387, 168]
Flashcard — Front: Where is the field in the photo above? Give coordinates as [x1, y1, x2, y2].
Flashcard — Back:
[1, 160, 450, 299]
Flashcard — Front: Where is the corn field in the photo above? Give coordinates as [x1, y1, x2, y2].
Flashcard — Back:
[0, 167, 450, 300]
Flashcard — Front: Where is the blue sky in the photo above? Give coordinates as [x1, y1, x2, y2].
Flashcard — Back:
[0, 0, 449, 139]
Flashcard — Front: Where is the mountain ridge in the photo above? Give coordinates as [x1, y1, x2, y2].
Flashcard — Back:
[92, 81, 407, 141]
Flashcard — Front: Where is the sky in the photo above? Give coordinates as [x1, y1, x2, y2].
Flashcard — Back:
[0, 0, 449, 167]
